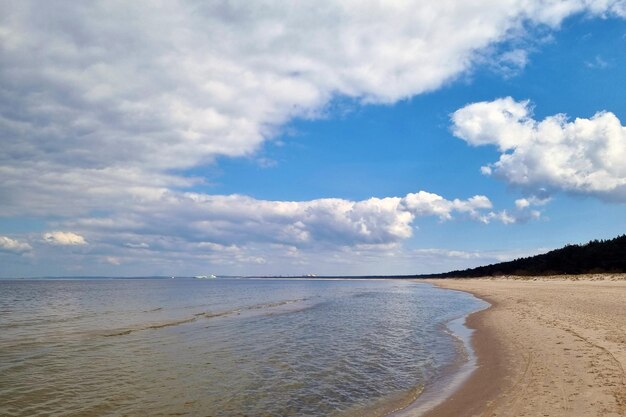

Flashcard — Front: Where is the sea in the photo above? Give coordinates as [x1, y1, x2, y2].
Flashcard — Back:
[0, 278, 487, 417]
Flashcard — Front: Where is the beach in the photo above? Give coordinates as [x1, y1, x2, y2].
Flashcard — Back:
[419, 275, 626, 417]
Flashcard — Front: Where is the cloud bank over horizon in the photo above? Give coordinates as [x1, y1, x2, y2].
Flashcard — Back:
[0, 189, 529, 255]
[0, 189, 541, 276]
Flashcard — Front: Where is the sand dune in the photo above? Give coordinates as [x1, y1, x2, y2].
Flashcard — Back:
[420, 276, 626, 417]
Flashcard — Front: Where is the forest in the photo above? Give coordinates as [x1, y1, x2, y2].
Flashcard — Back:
[421, 234, 626, 277]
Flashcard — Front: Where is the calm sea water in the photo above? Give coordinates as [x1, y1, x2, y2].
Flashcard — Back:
[0, 278, 485, 417]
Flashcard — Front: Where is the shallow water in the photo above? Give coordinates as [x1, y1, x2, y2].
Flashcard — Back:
[0, 278, 486, 416]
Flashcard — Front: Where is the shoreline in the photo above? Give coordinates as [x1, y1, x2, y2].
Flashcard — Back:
[389, 284, 490, 417]
[413, 276, 626, 417]
[415, 288, 505, 417]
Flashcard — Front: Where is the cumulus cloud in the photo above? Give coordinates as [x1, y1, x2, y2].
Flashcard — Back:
[62, 190, 511, 252]
[0, 2, 623, 218]
[0, 236, 32, 254]
[515, 198, 532, 209]
[515, 195, 551, 209]
[43, 231, 88, 246]
[452, 97, 626, 201]
[1, 2, 624, 202]
[14, 236, 546, 277]
[20, 188, 534, 278]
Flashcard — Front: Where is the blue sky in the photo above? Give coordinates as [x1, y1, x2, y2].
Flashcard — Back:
[0, 2, 625, 277]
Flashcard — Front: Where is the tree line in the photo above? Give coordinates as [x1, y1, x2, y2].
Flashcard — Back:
[420, 234, 626, 278]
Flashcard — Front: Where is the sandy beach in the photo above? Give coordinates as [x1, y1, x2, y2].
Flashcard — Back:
[419, 275, 626, 417]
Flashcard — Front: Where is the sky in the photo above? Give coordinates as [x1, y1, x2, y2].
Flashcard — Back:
[0, 1, 625, 277]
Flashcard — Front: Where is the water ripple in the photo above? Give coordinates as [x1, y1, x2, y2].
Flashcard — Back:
[0, 279, 485, 417]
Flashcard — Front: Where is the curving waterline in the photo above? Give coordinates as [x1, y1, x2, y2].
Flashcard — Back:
[386, 284, 490, 417]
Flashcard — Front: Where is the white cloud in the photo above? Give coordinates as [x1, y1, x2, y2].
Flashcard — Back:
[43, 231, 88, 246]
[0, 2, 622, 219]
[485, 48, 532, 77]
[452, 97, 626, 201]
[0, 2, 624, 204]
[0, 236, 32, 254]
[515, 195, 551, 209]
[61, 190, 509, 252]
[500, 49, 530, 69]
[515, 198, 532, 209]
[14, 188, 534, 277]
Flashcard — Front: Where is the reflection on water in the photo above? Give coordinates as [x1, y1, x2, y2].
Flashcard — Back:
[0, 278, 485, 416]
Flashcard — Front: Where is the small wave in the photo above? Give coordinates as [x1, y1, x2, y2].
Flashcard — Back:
[352, 292, 375, 298]
[103, 298, 308, 337]
[0, 348, 53, 373]
[104, 329, 134, 337]
[0, 306, 162, 331]
[0, 314, 93, 330]
[248, 298, 307, 310]
[333, 385, 424, 417]
[103, 314, 227, 337]
[383, 385, 424, 417]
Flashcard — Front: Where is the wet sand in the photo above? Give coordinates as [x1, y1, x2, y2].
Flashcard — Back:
[419, 275, 626, 417]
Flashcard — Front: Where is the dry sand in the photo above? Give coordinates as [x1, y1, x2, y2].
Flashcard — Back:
[419, 275, 626, 417]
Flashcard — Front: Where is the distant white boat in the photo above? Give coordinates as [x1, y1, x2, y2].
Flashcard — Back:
[193, 274, 217, 279]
